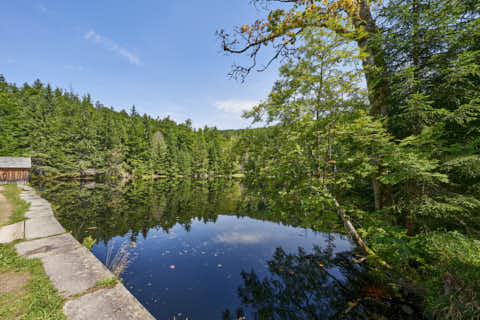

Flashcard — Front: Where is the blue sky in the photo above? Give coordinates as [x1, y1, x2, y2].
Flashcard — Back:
[0, 1, 282, 129]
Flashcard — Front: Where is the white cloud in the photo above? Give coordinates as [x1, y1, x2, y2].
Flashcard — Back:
[84, 30, 142, 66]
[216, 232, 266, 244]
[214, 99, 259, 114]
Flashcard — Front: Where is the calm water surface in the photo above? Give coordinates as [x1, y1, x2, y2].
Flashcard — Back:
[38, 179, 354, 320]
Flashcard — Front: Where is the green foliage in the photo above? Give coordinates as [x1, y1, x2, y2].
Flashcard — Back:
[365, 228, 480, 319]
[234, 0, 480, 317]
[82, 236, 96, 250]
[0, 76, 242, 179]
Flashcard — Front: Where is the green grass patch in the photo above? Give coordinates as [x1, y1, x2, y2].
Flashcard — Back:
[1, 184, 30, 225]
[0, 243, 66, 319]
[69, 277, 118, 299]
[95, 277, 118, 289]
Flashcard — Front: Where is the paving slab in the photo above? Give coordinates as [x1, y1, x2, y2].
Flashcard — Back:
[20, 191, 40, 198]
[20, 194, 36, 198]
[0, 221, 24, 243]
[63, 283, 155, 320]
[15, 233, 81, 259]
[25, 208, 54, 219]
[25, 199, 50, 206]
[41, 246, 114, 297]
[27, 202, 51, 208]
[20, 190, 36, 195]
[26, 205, 53, 211]
[27, 198, 50, 203]
[25, 216, 65, 239]
[22, 198, 47, 203]
[20, 196, 38, 200]
[26, 202, 52, 207]
[28, 203, 52, 208]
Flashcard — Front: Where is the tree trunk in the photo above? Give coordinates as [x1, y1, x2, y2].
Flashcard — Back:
[323, 186, 371, 255]
[353, 1, 393, 211]
[372, 177, 383, 211]
[354, 0, 390, 118]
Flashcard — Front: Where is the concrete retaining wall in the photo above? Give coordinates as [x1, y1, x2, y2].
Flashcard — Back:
[1, 185, 155, 320]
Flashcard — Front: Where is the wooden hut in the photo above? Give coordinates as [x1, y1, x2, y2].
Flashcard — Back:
[0, 157, 31, 184]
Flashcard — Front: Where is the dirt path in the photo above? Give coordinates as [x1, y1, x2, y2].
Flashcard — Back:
[0, 186, 13, 225]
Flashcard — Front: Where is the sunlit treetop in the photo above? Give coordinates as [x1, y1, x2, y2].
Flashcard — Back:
[218, 0, 383, 80]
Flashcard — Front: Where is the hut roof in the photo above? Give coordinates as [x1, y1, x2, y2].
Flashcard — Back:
[0, 157, 31, 169]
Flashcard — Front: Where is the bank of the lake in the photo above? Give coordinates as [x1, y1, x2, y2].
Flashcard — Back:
[0, 184, 65, 319]
[0, 184, 154, 320]
[36, 179, 426, 319]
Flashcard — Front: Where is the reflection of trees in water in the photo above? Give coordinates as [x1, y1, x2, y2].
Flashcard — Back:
[37, 178, 243, 243]
[38, 177, 340, 245]
[223, 245, 424, 320]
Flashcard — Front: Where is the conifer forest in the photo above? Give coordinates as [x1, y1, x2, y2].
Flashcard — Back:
[1, 0, 479, 318]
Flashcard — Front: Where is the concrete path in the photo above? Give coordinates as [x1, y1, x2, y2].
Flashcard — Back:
[0, 221, 24, 243]
[0, 185, 155, 319]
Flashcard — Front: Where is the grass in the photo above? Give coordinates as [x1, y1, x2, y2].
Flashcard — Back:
[1, 184, 30, 225]
[106, 240, 137, 278]
[69, 277, 118, 299]
[0, 243, 66, 320]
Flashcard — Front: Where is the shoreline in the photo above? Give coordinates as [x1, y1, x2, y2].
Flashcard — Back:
[0, 185, 155, 319]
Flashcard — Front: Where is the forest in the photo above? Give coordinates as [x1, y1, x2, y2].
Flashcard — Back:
[218, 0, 480, 318]
[1, 0, 479, 318]
[0, 76, 242, 180]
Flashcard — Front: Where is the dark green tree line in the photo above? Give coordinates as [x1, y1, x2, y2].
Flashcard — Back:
[0, 76, 241, 179]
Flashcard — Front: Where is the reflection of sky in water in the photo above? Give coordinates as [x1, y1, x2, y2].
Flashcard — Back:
[92, 215, 352, 320]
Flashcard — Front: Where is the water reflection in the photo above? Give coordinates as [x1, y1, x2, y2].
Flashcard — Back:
[224, 246, 423, 320]
[37, 179, 244, 243]
[36, 179, 420, 319]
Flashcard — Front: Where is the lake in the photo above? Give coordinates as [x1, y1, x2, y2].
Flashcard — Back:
[37, 179, 357, 319]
